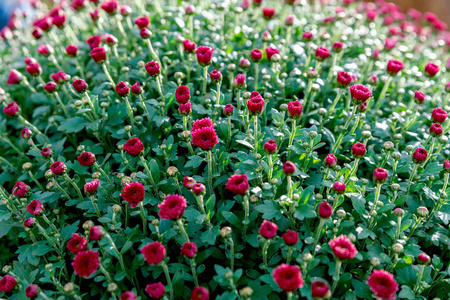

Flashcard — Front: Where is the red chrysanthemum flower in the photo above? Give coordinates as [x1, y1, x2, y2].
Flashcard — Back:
[183, 177, 196, 189]
[373, 168, 389, 184]
[246, 96, 265, 116]
[90, 47, 106, 63]
[72, 79, 88, 93]
[251, 48, 263, 62]
[183, 39, 196, 53]
[141, 241, 166, 265]
[311, 280, 330, 299]
[225, 174, 249, 195]
[412, 148, 427, 164]
[386, 59, 404, 75]
[192, 127, 218, 150]
[349, 84, 372, 105]
[259, 220, 278, 239]
[175, 85, 191, 104]
[26, 199, 43, 216]
[72, 250, 100, 278]
[123, 137, 144, 157]
[223, 104, 234, 116]
[287, 100, 303, 119]
[431, 107, 448, 124]
[25, 284, 40, 298]
[158, 194, 187, 220]
[210, 70, 222, 83]
[11, 181, 30, 197]
[84, 179, 100, 196]
[120, 182, 145, 208]
[367, 269, 398, 300]
[337, 71, 352, 87]
[424, 62, 439, 77]
[134, 16, 150, 28]
[283, 161, 296, 175]
[196, 46, 214, 67]
[51, 161, 67, 175]
[333, 182, 346, 194]
[120, 291, 137, 300]
[86, 35, 101, 50]
[324, 154, 337, 168]
[145, 282, 165, 299]
[190, 286, 209, 300]
[78, 152, 96, 167]
[265, 47, 280, 61]
[3, 101, 20, 117]
[0, 275, 17, 293]
[116, 81, 130, 97]
[351, 142, 366, 158]
[192, 118, 214, 132]
[131, 82, 142, 95]
[272, 264, 304, 292]
[180, 242, 197, 258]
[318, 201, 333, 218]
[315, 46, 331, 61]
[264, 140, 277, 154]
[89, 225, 105, 241]
[282, 230, 299, 246]
[328, 235, 358, 260]
[67, 233, 88, 254]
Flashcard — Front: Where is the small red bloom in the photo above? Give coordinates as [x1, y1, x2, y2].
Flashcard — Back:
[44, 82, 57, 93]
[337, 71, 352, 87]
[90, 47, 106, 64]
[0, 275, 17, 293]
[285, 15, 294, 26]
[272, 264, 304, 292]
[72, 250, 100, 278]
[67, 233, 88, 254]
[145, 61, 161, 77]
[25, 284, 40, 298]
[424, 62, 439, 77]
[349, 84, 372, 105]
[444, 160, 450, 173]
[25, 62, 42, 77]
[196, 46, 214, 67]
[192, 183, 205, 196]
[223, 104, 234, 116]
[315, 46, 331, 61]
[225, 174, 249, 195]
[190, 286, 209, 300]
[282, 230, 299, 246]
[180, 242, 197, 258]
[414, 91, 425, 104]
[192, 118, 214, 131]
[333, 182, 346, 194]
[183, 177, 196, 189]
[367, 269, 398, 300]
[73, 79, 88, 93]
[51, 71, 70, 84]
[412, 148, 427, 164]
[179, 103, 192, 116]
[192, 126, 218, 150]
[265, 47, 280, 61]
[303, 31, 313, 41]
[21, 128, 31, 139]
[3, 101, 21, 117]
[332, 41, 343, 52]
[89, 225, 105, 241]
[264, 140, 277, 154]
[283, 161, 296, 175]
[183, 39, 196, 53]
[78, 152, 96, 167]
[287, 100, 303, 119]
[84, 179, 100, 196]
[26, 199, 43, 216]
[329, 235, 358, 260]
[124, 137, 144, 157]
[120, 291, 137, 300]
[261, 31, 272, 42]
[246, 96, 265, 115]
[90, 8, 100, 21]
[32, 27, 43, 39]
[259, 220, 278, 239]
[131, 82, 142, 95]
[431, 108, 448, 124]
[251, 48, 263, 62]
[158, 194, 187, 220]
[7, 70, 23, 85]
[141, 241, 166, 265]
[185, 5, 195, 15]
[119, 5, 132, 16]
[386, 59, 404, 75]
[373, 168, 388, 184]
[116, 81, 130, 97]
[121, 182, 145, 208]
[41, 147, 53, 159]
[311, 280, 330, 299]
[175, 85, 191, 104]
[37, 44, 53, 57]
[100, 0, 118, 14]
[262, 7, 275, 19]
[12, 181, 30, 197]
[351, 142, 366, 158]
[233, 74, 246, 89]
[325, 154, 337, 168]
[417, 253, 430, 264]
[140, 28, 151, 39]
[318, 201, 333, 218]
[430, 123, 443, 137]
[210, 70, 222, 83]
[51, 161, 67, 175]
[146, 282, 165, 299]
[134, 16, 150, 28]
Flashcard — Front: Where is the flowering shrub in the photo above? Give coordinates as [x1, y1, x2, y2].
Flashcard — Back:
[1, 0, 450, 299]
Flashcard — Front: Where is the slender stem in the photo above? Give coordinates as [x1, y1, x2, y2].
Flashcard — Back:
[28, 171, 45, 191]
[139, 156, 158, 196]
[207, 150, 214, 196]
[146, 39, 162, 70]
[54, 92, 70, 118]
[331, 259, 342, 293]
[242, 195, 250, 238]
[177, 219, 190, 242]
[406, 164, 419, 195]
[161, 262, 174, 300]
[94, 162, 112, 183]
[63, 174, 84, 201]
[414, 265, 425, 293]
[52, 179, 71, 200]
[254, 63, 259, 90]
[139, 202, 147, 235]
[101, 64, 115, 87]
[18, 115, 49, 144]
[286, 246, 293, 264]
[327, 89, 344, 118]
[262, 239, 271, 271]
[189, 258, 199, 286]
[105, 233, 128, 278]
[99, 263, 113, 283]
[42, 214, 59, 234]
[312, 218, 325, 255]
[287, 119, 297, 159]
[253, 116, 258, 153]
[229, 237, 235, 271]
[287, 175, 293, 199]
[374, 76, 392, 113]
[123, 96, 135, 126]
[84, 92, 99, 119]
[201, 66, 209, 105]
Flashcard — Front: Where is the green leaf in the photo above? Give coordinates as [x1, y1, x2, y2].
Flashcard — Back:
[254, 201, 283, 220]
[236, 140, 254, 150]
[294, 204, 317, 220]
[185, 155, 204, 169]
[398, 285, 415, 299]
[61, 221, 80, 243]
[57, 117, 89, 133]
[201, 226, 220, 245]
[350, 193, 366, 215]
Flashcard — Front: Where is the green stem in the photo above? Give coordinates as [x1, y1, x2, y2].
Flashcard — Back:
[123, 96, 135, 126]
[18, 115, 49, 144]
[139, 156, 158, 196]
[63, 174, 84, 201]
[161, 262, 174, 300]
[312, 218, 325, 255]
[207, 150, 214, 196]
[177, 219, 190, 242]
[139, 202, 147, 235]
[242, 195, 250, 238]
[90, 196, 101, 217]
[101, 63, 115, 87]
[374, 76, 392, 113]
[201, 66, 210, 105]
[253, 116, 258, 153]
[406, 164, 419, 195]
[254, 63, 259, 90]
[287, 119, 297, 159]
[28, 171, 45, 191]
[331, 259, 342, 293]
[262, 239, 271, 271]
[413, 265, 425, 293]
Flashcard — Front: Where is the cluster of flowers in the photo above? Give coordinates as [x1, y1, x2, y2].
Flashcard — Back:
[1, 0, 450, 299]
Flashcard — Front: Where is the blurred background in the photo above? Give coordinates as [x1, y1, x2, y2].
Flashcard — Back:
[371, 0, 450, 24]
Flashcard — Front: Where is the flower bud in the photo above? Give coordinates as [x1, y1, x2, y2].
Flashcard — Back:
[370, 257, 380, 267]
[240, 287, 253, 299]
[336, 209, 346, 219]
[220, 226, 232, 238]
[302, 253, 313, 262]
[63, 283, 75, 294]
[22, 162, 32, 171]
[392, 243, 403, 254]
[417, 206, 429, 217]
